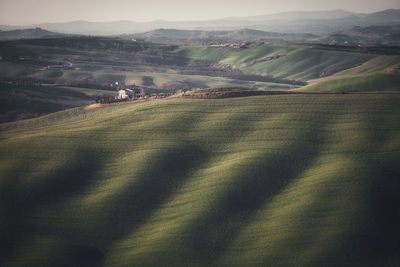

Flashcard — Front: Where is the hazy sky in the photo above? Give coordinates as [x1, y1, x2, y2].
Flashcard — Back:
[0, 0, 399, 25]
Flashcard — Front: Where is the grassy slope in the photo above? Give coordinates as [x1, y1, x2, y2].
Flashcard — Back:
[180, 45, 379, 81]
[220, 45, 299, 66]
[309, 55, 400, 83]
[296, 73, 400, 92]
[1, 95, 399, 266]
[241, 47, 373, 80]
[330, 55, 400, 78]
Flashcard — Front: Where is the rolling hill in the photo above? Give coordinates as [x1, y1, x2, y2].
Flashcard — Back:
[1, 94, 399, 266]
[297, 73, 400, 92]
[178, 44, 397, 81]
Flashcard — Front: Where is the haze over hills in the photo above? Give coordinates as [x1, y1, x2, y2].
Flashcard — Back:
[1, 9, 399, 35]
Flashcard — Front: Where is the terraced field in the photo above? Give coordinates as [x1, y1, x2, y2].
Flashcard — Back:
[1, 94, 399, 266]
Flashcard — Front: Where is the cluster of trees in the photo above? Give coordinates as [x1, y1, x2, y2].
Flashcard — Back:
[95, 96, 129, 104]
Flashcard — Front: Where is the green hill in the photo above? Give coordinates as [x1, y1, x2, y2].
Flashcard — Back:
[328, 55, 400, 78]
[1, 94, 399, 266]
[179, 44, 395, 81]
[239, 46, 374, 80]
[297, 73, 400, 92]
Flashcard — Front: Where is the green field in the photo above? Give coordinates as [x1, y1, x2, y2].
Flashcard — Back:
[1, 94, 399, 266]
[240, 47, 373, 80]
[297, 73, 400, 92]
[327, 55, 400, 79]
[179, 44, 396, 81]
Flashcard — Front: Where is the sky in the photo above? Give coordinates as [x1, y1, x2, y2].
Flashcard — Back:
[0, 0, 399, 25]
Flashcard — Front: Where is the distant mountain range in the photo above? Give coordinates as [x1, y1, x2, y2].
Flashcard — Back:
[0, 9, 399, 36]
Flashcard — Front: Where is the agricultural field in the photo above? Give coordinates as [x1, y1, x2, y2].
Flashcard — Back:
[1, 94, 399, 266]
